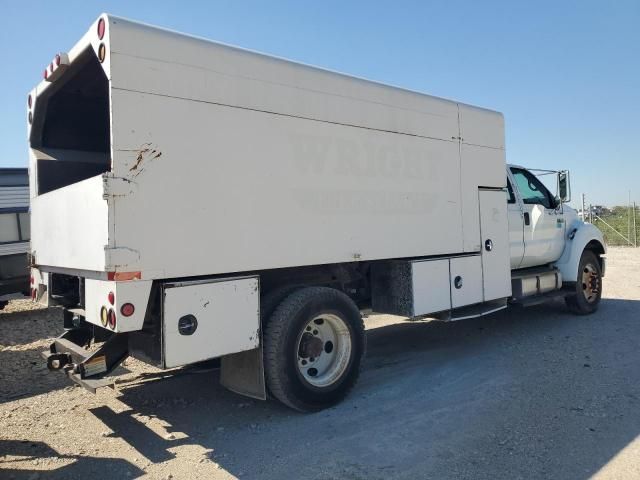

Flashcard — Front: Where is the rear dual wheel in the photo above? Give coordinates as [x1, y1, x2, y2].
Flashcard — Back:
[263, 287, 365, 412]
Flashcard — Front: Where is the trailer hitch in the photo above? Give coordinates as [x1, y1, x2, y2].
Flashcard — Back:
[41, 328, 130, 393]
[46, 352, 73, 371]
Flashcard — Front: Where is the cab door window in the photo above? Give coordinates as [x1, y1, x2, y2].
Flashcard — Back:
[510, 168, 554, 209]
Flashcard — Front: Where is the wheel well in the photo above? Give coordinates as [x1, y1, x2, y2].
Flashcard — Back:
[259, 263, 370, 308]
[585, 240, 605, 269]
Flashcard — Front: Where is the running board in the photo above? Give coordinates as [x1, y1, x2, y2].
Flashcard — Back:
[435, 299, 508, 321]
[509, 289, 569, 308]
[41, 329, 129, 393]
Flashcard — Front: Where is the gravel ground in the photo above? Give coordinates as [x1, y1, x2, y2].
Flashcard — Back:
[1, 247, 639, 480]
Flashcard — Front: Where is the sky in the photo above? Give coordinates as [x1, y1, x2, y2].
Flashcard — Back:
[0, 0, 638, 206]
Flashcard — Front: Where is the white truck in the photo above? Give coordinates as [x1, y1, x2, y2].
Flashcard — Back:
[29, 15, 605, 412]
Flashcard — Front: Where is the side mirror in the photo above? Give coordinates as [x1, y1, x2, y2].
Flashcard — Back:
[558, 171, 571, 203]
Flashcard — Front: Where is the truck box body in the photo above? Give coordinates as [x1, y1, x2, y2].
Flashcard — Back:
[28, 16, 506, 281]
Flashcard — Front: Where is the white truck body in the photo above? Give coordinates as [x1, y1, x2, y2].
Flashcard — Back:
[28, 15, 506, 279]
[29, 15, 605, 409]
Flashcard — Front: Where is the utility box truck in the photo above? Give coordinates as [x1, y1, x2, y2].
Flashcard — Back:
[29, 15, 605, 412]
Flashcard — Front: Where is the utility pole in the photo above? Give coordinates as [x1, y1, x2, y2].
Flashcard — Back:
[634, 201, 637, 248]
[582, 193, 586, 221]
[629, 191, 632, 246]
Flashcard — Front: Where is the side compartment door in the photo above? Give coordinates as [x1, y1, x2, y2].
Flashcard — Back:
[479, 189, 512, 301]
[162, 276, 259, 368]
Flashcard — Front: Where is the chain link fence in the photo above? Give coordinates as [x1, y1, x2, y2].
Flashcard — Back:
[579, 197, 639, 247]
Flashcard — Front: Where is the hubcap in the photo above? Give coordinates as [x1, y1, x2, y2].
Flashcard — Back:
[296, 313, 352, 388]
[581, 263, 600, 303]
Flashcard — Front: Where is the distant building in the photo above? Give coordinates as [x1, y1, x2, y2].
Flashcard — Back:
[578, 205, 610, 219]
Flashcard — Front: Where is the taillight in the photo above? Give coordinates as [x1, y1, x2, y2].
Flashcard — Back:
[43, 69, 48, 80]
[30, 275, 34, 285]
[31, 289, 37, 301]
[120, 303, 135, 317]
[108, 291, 115, 305]
[28, 95, 32, 109]
[107, 309, 116, 329]
[97, 18, 106, 40]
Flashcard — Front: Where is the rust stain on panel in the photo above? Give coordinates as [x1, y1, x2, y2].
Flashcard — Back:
[129, 143, 162, 177]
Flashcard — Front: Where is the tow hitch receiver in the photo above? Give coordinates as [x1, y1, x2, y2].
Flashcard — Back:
[41, 328, 129, 393]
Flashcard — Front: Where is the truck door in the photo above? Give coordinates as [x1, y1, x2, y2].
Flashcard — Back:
[506, 177, 525, 269]
[510, 167, 565, 268]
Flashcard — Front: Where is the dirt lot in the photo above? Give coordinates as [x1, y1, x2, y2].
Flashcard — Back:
[1, 247, 640, 480]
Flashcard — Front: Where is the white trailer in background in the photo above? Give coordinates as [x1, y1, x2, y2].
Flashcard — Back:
[0, 168, 30, 308]
[29, 15, 605, 411]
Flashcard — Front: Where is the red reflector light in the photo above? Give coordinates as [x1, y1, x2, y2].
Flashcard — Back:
[31, 289, 36, 301]
[97, 18, 106, 40]
[120, 303, 135, 317]
[55, 54, 61, 66]
[108, 309, 116, 329]
[43, 69, 48, 80]
[30, 275, 34, 285]
[108, 291, 115, 305]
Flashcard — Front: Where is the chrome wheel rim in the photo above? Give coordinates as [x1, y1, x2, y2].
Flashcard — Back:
[581, 263, 600, 303]
[296, 313, 352, 388]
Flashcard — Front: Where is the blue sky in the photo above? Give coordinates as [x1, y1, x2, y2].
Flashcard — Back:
[1, 0, 638, 206]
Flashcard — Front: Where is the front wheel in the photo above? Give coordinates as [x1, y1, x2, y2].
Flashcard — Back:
[263, 287, 366, 412]
[565, 250, 602, 315]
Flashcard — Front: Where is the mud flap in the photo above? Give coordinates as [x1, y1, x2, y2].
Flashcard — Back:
[220, 346, 266, 400]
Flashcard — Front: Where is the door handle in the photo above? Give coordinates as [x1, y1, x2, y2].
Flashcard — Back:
[523, 212, 530, 226]
[485, 239, 493, 251]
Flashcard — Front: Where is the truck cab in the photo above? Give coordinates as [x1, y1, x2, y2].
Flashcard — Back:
[506, 165, 605, 314]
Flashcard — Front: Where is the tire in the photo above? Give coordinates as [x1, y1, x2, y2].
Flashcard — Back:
[565, 250, 602, 315]
[260, 286, 300, 322]
[263, 286, 366, 412]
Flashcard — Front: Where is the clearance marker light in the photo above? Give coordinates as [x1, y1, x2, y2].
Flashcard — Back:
[43, 52, 69, 82]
